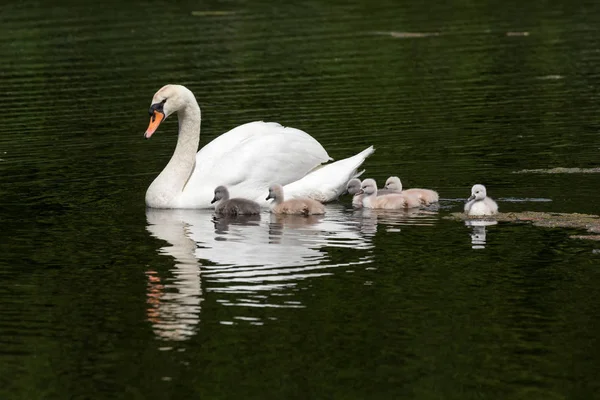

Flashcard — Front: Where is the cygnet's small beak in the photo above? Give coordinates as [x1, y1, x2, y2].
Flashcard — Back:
[145, 109, 165, 139]
[265, 194, 273, 201]
[467, 195, 475, 202]
[358, 189, 365, 195]
[211, 197, 217, 204]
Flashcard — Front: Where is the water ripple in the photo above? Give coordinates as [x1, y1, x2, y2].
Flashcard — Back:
[145, 206, 378, 337]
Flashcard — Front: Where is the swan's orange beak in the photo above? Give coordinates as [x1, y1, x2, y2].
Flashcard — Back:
[145, 110, 165, 139]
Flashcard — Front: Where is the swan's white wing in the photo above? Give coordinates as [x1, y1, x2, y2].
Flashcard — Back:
[180, 122, 330, 207]
[283, 146, 375, 202]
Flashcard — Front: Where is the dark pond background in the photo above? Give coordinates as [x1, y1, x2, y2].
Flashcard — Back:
[1, 0, 600, 399]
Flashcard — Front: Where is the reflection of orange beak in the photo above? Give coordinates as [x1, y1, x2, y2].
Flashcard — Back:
[145, 111, 165, 139]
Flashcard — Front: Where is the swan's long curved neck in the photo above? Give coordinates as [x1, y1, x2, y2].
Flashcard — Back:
[146, 105, 201, 208]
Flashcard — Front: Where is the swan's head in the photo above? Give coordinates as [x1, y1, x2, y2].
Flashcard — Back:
[358, 178, 377, 196]
[266, 184, 284, 202]
[385, 176, 402, 191]
[346, 178, 362, 195]
[468, 184, 487, 201]
[145, 84, 196, 139]
[211, 185, 230, 204]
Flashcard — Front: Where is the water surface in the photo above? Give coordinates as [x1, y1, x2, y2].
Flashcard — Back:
[1, 0, 600, 398]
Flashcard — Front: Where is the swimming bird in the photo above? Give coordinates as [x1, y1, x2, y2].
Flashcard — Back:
[384, 176, 439, 205]
[346, 178, 365, 209]
[464, 184, 498, 216]
[211, 186, 261, 215]
[144, 85, 374, 208]
[346, 178, 393, 208]
[266, 184, 325, 215]
[359, 178, 422, 209]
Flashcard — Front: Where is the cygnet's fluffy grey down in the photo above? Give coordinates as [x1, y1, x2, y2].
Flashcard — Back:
[211, 186, 261, 215]
[346, 178, 393, 209]
[384, 176, 439, 205]
[266, 184, 325, 215]
[464, 184, 498, 216]
[359, 178, 422, 209]
[346, 178, 365, 209]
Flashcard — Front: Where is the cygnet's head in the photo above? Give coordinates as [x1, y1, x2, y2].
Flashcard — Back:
[385, 176, 402, 191]
[145, 84, 196, 139]
[346, 179, 362, 195]
[211, 185, 230, 204]
[359, 178, 378, 196]
[266, 184, 284, 202]
[468, 184, 488, 201]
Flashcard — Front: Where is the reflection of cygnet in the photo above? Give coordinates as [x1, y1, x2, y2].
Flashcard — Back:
[464, 184, 498, 216]
[465, 220, 497, 249]
[470, 225, 487, 249]
[211, 186, 261, 215]
[266, 184, 325, 215]
[384, 176, 439, 205]
[359, 179, 421, 209]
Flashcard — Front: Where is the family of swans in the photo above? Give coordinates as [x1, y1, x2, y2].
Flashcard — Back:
[144, 84, 498, 217]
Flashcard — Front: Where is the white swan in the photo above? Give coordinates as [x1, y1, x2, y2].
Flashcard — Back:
[144, 85, 374, 208]
[464, 184, 498, 216]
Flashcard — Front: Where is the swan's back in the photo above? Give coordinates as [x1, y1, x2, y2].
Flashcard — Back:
[216, 198, 261, 215]
[272, 198, 325, 215]
[369, 193, 421, 209]
[385, 176, 439, 205]
[377, 188, 396, 195]
[404, 188, 439, 205]
[184, 122, 332, 205]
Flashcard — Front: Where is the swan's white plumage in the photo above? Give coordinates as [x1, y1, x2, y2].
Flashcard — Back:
[282, 147, 373, 202]
[144, 85, 373, 209]
[180, 121, 331, 207]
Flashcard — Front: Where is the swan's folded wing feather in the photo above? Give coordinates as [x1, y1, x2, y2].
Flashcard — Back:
[186, 121, 330, 202]
[283, 146, 375, 202]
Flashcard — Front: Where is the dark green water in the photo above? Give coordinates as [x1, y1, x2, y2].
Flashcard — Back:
[1, 0, 600, 398]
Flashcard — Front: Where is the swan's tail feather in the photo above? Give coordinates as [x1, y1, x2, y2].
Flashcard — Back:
[353, 169, 366, 180]
[282, 145, 375, 202]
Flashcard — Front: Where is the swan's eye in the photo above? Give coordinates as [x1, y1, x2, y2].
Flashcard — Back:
[149, 100, 167, 116]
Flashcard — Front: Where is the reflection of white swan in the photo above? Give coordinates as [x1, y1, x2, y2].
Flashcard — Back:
[145, 209, 203, 341]
[465, 220, 497, 249]
[145, 206, 373, 332]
